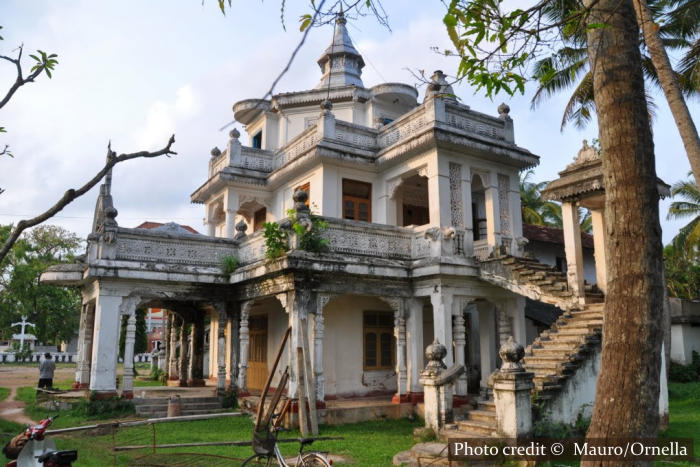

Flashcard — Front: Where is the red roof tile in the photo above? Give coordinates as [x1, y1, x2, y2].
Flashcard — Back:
[136, 221, 199, 234]
[523, 223, 594, 249]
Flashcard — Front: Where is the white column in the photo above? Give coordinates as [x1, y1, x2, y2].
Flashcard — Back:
[478, 302, 497, 390]
[169, 315, 180, 381]
[406, 298, 424, 395]
[216, 306, 227, 393]
[430, 289, 454, 367]
[591, 208, 607, 294]
[484, 172, 502, 250]
[562, 201, 585, 300]
[508, 174, 524, 254]
[391, 298, 408, 402]
[76, 303, 95, 388]
[238, 302, 251, 394]
[208, 315, 217, 380]
[453, 305, 468, 397]
[314, 294, 330, 402]
[224, 189, 239, 239]
[89, 292, 123, 393]
[228, 311, 239, 390]
[497, 306, 513, 347]
[121, 314, 136, 395]
[426, 159, 452, 227]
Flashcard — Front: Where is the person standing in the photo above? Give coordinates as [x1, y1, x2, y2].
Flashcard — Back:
[38, 353, 56, 389]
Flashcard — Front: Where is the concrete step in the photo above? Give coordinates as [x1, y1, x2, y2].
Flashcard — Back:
[530, 348, 574, 358]
[477, 399, 495, 411]
[552, 326, 597, 335]
[456, 420, 497, 436]
[467, 409, 496, 423]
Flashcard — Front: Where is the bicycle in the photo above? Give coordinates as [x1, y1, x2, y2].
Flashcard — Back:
[241, 426, 331, 466]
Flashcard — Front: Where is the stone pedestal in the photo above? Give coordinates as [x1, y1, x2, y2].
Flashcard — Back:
[419, 340, 465, 433]
[492, 336, 534, 437]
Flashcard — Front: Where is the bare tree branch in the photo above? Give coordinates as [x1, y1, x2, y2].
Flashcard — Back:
[0, 135, 177, 264]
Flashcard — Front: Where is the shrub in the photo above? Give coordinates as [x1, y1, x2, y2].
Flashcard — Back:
[669, 360, 699, 383]
[221, 388, 238, 409]
[263, 221, 288, 260]
[219, 255, 240, 274]
[149, 367, 164, 382]
[81, 394, 135, 418]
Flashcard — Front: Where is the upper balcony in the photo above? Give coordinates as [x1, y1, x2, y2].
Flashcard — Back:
[191, 97, 538, 204]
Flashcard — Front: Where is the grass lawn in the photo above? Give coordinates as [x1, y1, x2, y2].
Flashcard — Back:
[660, 382, 700, 464]
[0, 387, 9, 402]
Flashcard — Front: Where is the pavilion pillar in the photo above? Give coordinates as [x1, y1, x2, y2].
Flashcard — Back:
[497, 306, 513, 347]
[453, 306, 469, 400]
[208, 315, 217, 380]
[178, 320, 189, 387]
[188, 314, 205, 386]
[388, 298, 408, 404]
[430, 289, 454, 367]
[238, 301, 251, 396]
[406, 298, 424, 402]
[591, 208, 607, 294]
[163, 312, 171, 373]
[121, 313, 136, 398]
[228, 309, 239, 391]
[484, 172, 502, 252]
[224, 189, 239, 239]
[75, 302, 95, 389]
[427, 160, 453, 227]
[216, 305, 227, 394]
[478, 301, 497, 391]
[89, 290, 123, 397]
[313, 294, 330, 404]
[562, 201, 586, 302]
[168, 315, 180, 382]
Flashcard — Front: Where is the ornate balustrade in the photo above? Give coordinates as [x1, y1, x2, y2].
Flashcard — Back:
[273, 125, 320, 170]
[114, 228, 236, 268]
[473, 240, 490, 261]
[444, 103, 507, 142]
[236, 229, 267, 265]
[378, 106, 430, 148]
[334, 120, 378, 149]
[322, 218, 414, 260]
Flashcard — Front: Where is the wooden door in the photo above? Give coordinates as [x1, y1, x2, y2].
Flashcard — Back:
[247, 316, 268, 391]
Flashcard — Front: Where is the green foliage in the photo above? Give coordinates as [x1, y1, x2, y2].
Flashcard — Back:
[11, 342, 32, 361]
[28, 50, 58, 79]
[81, 393, 135, 418]
[262, 221, 288, 260]
[149, 366, 164, 382]
[288, 208, 330, 254]
[220, 387, 238, 409]
[667, 173, 700, 258]
[664, 243, 700, 299]
[520, 170, 591, 232]
[219, 255, 240, 274]
[532, 408, 591, 438]
[669, 351, 700, 382]
[0, 225, 82, 345]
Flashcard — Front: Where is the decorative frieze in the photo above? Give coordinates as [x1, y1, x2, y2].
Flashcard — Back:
[115, 234, 233, 267]
[449, 163, 464, 228]
[498, 174, 511, 237]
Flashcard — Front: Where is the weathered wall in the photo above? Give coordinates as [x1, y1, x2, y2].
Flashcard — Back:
[670, 324, 700, 364]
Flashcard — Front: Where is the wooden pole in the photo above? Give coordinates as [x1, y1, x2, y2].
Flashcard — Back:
[254, 326, 291, 431]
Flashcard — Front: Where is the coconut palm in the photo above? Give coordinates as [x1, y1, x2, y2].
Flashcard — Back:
[531, 0, 699, 129]
[667, 172, 700, 254]
[519, 171, 592, 232]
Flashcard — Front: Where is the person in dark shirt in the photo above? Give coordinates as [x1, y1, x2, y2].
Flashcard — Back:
[38, 353, 56, 389]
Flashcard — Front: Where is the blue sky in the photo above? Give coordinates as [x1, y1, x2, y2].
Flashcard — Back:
[0, 0, 696, 244]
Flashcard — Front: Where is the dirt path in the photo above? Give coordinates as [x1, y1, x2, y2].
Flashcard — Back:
[0, 365, 74, 426]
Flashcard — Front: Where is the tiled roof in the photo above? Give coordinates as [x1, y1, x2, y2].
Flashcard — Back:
[523, 223, 594, 249]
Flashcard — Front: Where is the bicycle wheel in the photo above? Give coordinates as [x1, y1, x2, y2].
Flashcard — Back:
[300, 452, 331, 466]
[241, 453, 282, 466]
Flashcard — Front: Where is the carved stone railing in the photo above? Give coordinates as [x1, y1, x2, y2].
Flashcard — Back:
[334, 120, 378, 149]
[473, 240, 490, 261]
[444, 103, 506, 142]
[210, 151, 229, 176]
[323, 218, 414, 260]
[114, 228, 236, 268]
[454, 230, 467, 256]
[273, 125, 320, 170]
[240, 147, 274, 172]
[378, 106, 430, 148]
[236, 229, 267, 265]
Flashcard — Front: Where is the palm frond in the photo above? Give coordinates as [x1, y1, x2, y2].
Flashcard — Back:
[561, 71, 595, 130]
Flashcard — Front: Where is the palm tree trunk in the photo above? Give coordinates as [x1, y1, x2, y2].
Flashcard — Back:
[582, 0, 665, 461]
[633, 0, 700, 189]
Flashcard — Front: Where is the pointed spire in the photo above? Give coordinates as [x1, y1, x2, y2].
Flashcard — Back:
[315, 9, 365, 89]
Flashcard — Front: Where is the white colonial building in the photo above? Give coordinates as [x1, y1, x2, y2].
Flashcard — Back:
[41, 12, 668, 434]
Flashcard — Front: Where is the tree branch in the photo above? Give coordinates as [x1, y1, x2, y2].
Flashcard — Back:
[0, 135, 177, 264]
[0, 44, 46, 110]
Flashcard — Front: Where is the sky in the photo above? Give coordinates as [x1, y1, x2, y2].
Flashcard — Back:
[0, 0, 697, 245]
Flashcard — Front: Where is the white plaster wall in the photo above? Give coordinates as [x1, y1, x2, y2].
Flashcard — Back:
[670, 324, 700, 364]
[322, 295, 396, 397]
[527, 242, 597, 285]
[545, 346, 600, 424]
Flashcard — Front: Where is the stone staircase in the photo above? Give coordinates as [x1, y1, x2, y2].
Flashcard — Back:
[439, 302, 604, 440]
[479, 255, 603, 310]
[524, 302, 604, 401]
[132, 396, 224, 418]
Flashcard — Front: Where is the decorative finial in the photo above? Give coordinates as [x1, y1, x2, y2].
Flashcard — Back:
[293, 189, 310, 214]
[321, 99, 333, 111]
[498, 102, 511, 117]
[498, 336, 525, 372]
[337, 5, 346, 24]
[233, 220, 248, 240]
[210, 147, 221, 158]
[569, 138, 600, 167]
[229, 128, 240, 140]
[421, 339, 448, 376]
